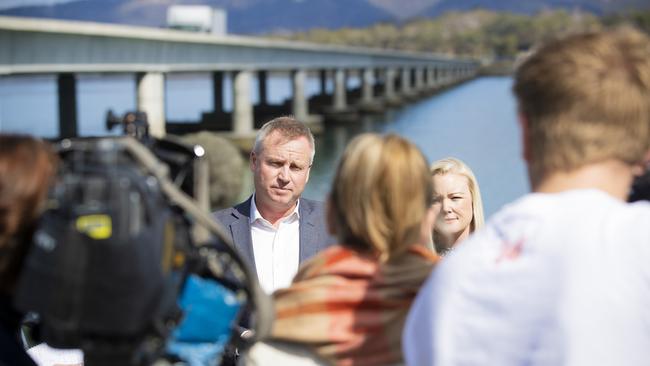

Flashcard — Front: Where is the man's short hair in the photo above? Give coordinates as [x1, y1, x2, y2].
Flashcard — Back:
[514, 26, 650, 183]
[253, 116, 315, 163]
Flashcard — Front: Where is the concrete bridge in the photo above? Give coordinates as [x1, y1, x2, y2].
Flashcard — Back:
[0, 16, 479, 139]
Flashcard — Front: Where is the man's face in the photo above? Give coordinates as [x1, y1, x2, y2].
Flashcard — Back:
[251, 131, 312, 214]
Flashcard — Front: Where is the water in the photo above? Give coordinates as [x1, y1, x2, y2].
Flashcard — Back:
[0, 71, 357, 130]
[0, 74, 528, 219]
[303, 77, 529, 218]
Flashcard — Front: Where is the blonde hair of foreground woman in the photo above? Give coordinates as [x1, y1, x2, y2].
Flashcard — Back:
[329, 133, 435, 261]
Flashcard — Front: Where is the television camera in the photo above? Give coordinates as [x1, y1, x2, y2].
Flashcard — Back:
[14, 111, 271, 366]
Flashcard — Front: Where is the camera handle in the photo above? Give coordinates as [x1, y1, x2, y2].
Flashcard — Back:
[117, 137, 273, 343]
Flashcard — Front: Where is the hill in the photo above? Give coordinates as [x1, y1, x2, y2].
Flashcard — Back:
[422, 0, 650, 18]
[0, 0, 393, 34]
[1, 0, 649, 34]
[274, 9, 650, 59]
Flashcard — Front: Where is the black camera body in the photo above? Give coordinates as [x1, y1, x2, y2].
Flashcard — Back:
[13, 112, 269, 366]
[14, 137, 190, 365]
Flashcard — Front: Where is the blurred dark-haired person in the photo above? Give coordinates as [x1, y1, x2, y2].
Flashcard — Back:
[0, 135, 57, 366]
[404, 27, 650, 366]
[244, 133, 439, 365]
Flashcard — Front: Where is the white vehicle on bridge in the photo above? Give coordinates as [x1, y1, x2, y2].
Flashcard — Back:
[166, 5, 227, 35]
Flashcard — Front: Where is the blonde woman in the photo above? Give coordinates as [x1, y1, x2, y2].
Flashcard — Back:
[430, 157, 484, 254]
[245, 133, 438, 366]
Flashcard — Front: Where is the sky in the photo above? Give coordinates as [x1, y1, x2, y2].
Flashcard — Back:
[0, 0, 77, 10]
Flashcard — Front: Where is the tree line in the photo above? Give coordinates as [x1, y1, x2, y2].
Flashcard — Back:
[269, 9, 650, 60]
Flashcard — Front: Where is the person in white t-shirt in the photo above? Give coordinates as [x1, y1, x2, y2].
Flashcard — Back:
[403, 26, 650, 366]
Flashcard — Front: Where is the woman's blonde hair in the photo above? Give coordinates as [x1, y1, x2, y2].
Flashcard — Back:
[328, 133, 432, 261]
[430, 157, 485, 233]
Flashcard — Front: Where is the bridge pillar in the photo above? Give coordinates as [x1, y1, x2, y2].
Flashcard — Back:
[319, 69, 328, 95]
[333, 68, 347, 110]
[427, 66, 437, 88]
[440, 67, 448, 85]
[292, 69, 308, 121]
[136, 72, 165, 138]
[232, 70, 254, 134]
[361, 68, 374, 104]
[414, 67, 425, 92]
[57, 73, 78, 138]
[212, 71, 224, 113]
[383, 68, 397, 100]
[400, 68, 411, 95]
[258, 70, 268, 106]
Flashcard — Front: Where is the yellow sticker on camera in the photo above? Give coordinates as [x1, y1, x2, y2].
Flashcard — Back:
[76, 215, 112, 240]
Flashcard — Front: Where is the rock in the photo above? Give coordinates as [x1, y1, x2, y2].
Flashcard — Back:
[178, 131, 246, 211]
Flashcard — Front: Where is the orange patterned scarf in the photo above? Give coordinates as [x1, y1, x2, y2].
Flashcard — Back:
[271, 245, 438, 366]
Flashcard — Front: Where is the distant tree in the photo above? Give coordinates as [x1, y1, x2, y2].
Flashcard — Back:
[268, 9, 641, 60]
[603, 10, 650, 34]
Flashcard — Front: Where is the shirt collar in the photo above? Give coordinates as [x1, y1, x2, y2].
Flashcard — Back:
[250, 194, 301, 225]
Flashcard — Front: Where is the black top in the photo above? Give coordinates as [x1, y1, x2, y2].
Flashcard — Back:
[0, 294, 36, 366]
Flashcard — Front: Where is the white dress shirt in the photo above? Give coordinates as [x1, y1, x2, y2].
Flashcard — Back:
[250, 196, 301, 294]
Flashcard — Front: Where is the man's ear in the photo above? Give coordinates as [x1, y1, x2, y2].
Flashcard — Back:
[643, 149, 650, 168]
[518, 112, 532, 163]
[632, 149, 650, 176]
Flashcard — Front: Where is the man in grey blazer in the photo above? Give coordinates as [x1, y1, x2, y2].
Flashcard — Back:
[214, 116, 334, 294]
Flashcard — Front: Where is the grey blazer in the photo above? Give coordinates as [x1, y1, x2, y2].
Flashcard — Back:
[213, 196, 335, 278]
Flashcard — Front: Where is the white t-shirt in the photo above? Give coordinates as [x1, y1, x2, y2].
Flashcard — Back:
[403, 189, 650, 366]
